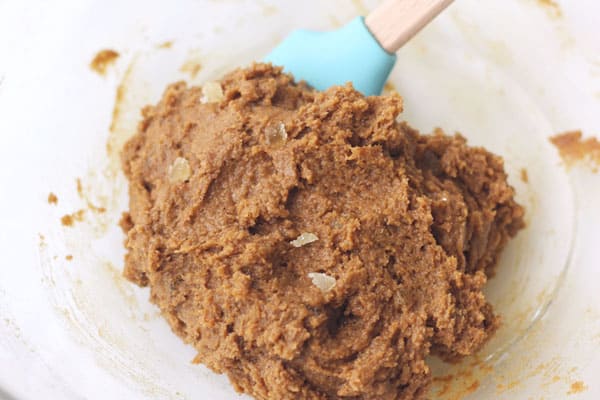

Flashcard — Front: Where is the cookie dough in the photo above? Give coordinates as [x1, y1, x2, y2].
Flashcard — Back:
[120, 64, 524, 400]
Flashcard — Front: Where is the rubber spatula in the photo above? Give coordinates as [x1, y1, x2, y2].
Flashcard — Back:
[265, 0, 454, 96]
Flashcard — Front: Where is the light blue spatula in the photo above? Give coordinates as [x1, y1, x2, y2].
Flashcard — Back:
[265, 0, 454, 96]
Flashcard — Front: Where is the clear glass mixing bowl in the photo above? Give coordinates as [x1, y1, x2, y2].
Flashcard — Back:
[0, 1, 576, 399]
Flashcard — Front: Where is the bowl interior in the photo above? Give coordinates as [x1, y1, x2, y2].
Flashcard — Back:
[17, 1, 576, 399]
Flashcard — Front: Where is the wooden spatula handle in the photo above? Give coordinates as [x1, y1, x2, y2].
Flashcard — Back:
[365, 0, 454, 53]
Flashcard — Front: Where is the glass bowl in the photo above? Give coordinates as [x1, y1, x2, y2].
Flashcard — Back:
[0, 0, 578, 399]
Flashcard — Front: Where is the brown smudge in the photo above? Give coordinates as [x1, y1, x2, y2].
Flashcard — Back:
[328, 15, 342, 28]
[88, 203, 107, 214]
[108, 59, 136, 136]
[61, 209, 86, 227]
[432, 374, 454, 397]
[156, 41, 173, 49]
[90, 49, 120, 76]
[507, 379, 522, 390]
[550, 131, 600, 172]
[179, 60, 203, 79]
[494, 356, 588, 397]
[105, 55, 143, 190]
[536, 0, 562, 18]
[383, 81, 399, 96]
[110, 78, 126, 134]
[520, 168, 529, 183]
[47, 192, 58, 205]
[61, 215, 74, 226]
[431, 357, 492, 399]
[351, 0, 369, 15]
[464, 380, 480, 395]
[65, 255, 73, 261]
[76, 178, 107, 214]
[567, 381, 587, 395]
[89, 203, 104, 214]
[76, 178, 83, 196]
[260, 2, 278, 16]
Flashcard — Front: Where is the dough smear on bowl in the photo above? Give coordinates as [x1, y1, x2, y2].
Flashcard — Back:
[120, 63, 524, 400]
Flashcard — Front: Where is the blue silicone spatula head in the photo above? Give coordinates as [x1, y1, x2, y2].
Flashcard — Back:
[264, 17, 396, 96]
